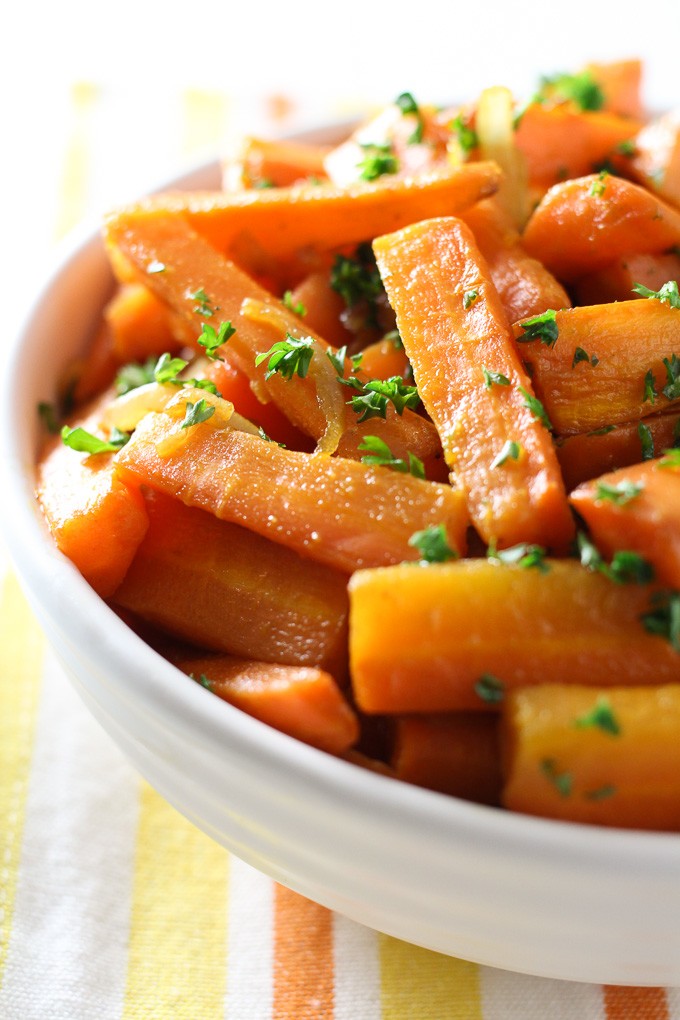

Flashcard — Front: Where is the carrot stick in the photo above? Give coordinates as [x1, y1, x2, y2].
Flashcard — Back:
[502, 683, 680, 830]
[104, 282, 180, 363]
[522, 174, 680, 281]
[628, 109, 680, 209]
[512, 299, 680, 435]
[108, 161, 502, 263]
[36, 391, 149, 598]
[569, 457, 680, 589]
[115, 387, 468, 574]
[461, 198, 571, 322]
[586, 58, 643, 118]
[572, 251, 680, 305]
[105, 209, 441, 464]
[391, 713, 501, 804]
[223, 135, 331, 190]
[348, 560, 680, 714]
[173, 654, 358, 755]
[113, 491, 349, 673]
[556, 411, 680, 491]
[374, 215, 573, 549]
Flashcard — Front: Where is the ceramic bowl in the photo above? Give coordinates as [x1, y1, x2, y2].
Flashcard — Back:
[4, 156, 680, 988]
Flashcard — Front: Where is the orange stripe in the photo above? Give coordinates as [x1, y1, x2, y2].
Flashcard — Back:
[603, 986, 669, 1020]
[273, 884, 334, 1019]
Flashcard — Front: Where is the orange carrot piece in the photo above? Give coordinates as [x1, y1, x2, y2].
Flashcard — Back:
[512, 299, 680, 435]
[104, 282, 180, 363]
[556, 412, 680, 491]
[392, 713, 501, 804]
[359, 336, 411, 381]
[461, 198, 571, 321]
[109, 162, 502, 264]
[374, 215, 573, 549]
[36, 392, 148, 598]
[586, 58, 643, 119]
[71, 321, 118, 404]
[629, 109, 680, 209]
[223, 135, 331, 190]
[115, 389, 468, 574]
[515, 106, 641, 189]
[348, 560, 680, 714]
[572, 251, 680, 305]
[105, 209, 441, 464]
[174, 654, 358, 755]
[113, 492, 349, 673]
[287, 269, 353, 350]
[502, 683, 680, 831]
[522, 174, 680, 282]
[570, 458, 680, 589]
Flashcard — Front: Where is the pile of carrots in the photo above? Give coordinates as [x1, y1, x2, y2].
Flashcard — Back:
[38, 58, 680, 830]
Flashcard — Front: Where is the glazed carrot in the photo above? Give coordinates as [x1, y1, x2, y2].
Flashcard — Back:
[359, 336, 411, 381]
[461, 198, 571, 321]
[391, 713, 501, 804]
[223, 135, 332, 190]
[36, 391, 148, 598]
[173, 654, 358, 754]
[556, 411, 680, 491]
[514, 106, 641, 190]
[115, 387, 468, 574]
[374, 215, 573, 549]
[110, 161, 502, 264]
[629, 109, 680, 208]
[586, 58, 643, 119]
[571, 251, 680, 305]
[502, 683, 680, 831]
[287, 269, 353, 349]
[105, 209, 441, 464]
[522, 174, 680, 281]
[71, 321, 118, 404]
[104, 282, 180, 363]
[113, 492, 349, 673]
[349, 560, 680, 714]
[512, 299, 680, 435]
[570, 457, 680, 589]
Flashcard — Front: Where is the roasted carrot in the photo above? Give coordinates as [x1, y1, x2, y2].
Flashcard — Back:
[105, 209, 441, 464]
[287, 269, 353, 350]
[628, 109, 680, 209]
[115, 387, 468, 574]
[349, 560, 680, 714]
[570, 457, 680, 589]
[374, 215, 573, 549]
[391, 713, 501, 804]
[556, 411, 680, 491]
[36, 391, 149, 598]
[173, 654, 358, 754]
[104, 282, 180, 363]
[571, 251, 680, 305]
[461, 198, 571, 322]
[223, 135, 332, 190]
[113, 491, 349, 673]
[586, 58, 643, 119]
[522, 174, 680, 282]
[502, 683, 680, 831]
[512, 299, 680, 435]
[109, 161, 502, 266]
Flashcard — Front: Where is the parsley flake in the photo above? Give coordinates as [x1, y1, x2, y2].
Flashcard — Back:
[255, 334, 314, 381]
[487, 541, 549, 572]
[638, 422, 655, 461]
[490, 439, 521, 469]
[154, 353, 189, 385]
[349, 376, 419, 422]
[330, 245, 383, 313]
[584, 784, 617, 802]
[632, 279, 680, 308]
[482, 367, 511, 390]
[594, 480, 643, 505]
[450, 113, 478, 156]
[540, 758, 573, 798]
[662, 354, 680, 399]
[395, 91, 425, 144]
[408, 523, 457, 564]
[116, 357, 157, 395]
[198, 320, 235, 361]
[574, 696, 621, 736]
[359, 435, 425, 478]
[572, 346, 599, 368]
[282, 290, 307, 317]
[538, 70, 605, 112]
[180, 399, 216, 429]
[357, 142, 398, 181]
[643, 368, 658, 405]
[473, 673, 505, 704]
[589, 169, 609, 197]
[463, 289, 479, 310]
[577, 532, 654, 585]
[641, 590, 680, 651]
[191, 288, 219, 318]
[616, 139, 636, 157]
[61, 425, 130, 454]
[517, 309, 559, 348]
[519, 386, 552, 430]
[38, 401, 60, 434]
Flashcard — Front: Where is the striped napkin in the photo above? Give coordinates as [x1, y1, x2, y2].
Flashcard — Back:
[2, 81, 680, 1020]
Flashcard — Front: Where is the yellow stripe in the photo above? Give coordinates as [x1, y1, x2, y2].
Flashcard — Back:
[122, 783, 229, 1018]
[0, 574, 45, 989]
[54, 81, 99, 240]
[181, 88, 229, 159]
[380, 935, 483, 1020]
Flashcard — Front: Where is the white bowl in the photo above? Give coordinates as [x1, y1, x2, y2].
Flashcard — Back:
[4, 157, 680, 988]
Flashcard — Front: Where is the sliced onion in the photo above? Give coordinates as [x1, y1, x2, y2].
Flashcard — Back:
[476, 86, 530, 229]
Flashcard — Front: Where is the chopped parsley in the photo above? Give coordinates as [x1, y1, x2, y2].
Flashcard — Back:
[572, 346, 599, 368]
[463, 289, 479, 310]
[643, 368, 658, 405]
[482, 367, 510, 389]
[198, 320, 235, 361]
[61, 425, 130, 454]
[282, 290, 307, 317]
[255, 334, 315, 381]
[408, 523, 457, 563]
[587, 424, 617, 437]
[584, 784, 617, 802]
[490, 439, 521, 469]
[537, 70, 605, 112]
[190, 671, 214, 691]
[640, 590, 680, 651]
[154, 353, 189, 384]
[116, 357, 157, 395]
[516, 309, 559, 348]
[488, 541, 549, 572]
[577, 532, 654, 585]
[191, 288, 219, 318]
[662, 354, 680, 399]
[450, 113, 478, 156]
[349, 376, 420, 422]
[395, 91, 425, 144]
[180, 399, 216, 429]
[473, 673, 505, 704]
[658, 447, 680, 469]
[616, 139, 636, 157]
[540, 758, 573, 798]
[357, 142, 398, 181]
[330, 244, 384, 314]
[637, 422, 654, 461]
[574, 696, 621, 736]
[359, 435, 425, 478]
[594, 479, 643, 505]
[38, 401, 60, 434]
[632, 279, 680, 308]
[589, 169, 609, 197]
[519, 386, 552, 430]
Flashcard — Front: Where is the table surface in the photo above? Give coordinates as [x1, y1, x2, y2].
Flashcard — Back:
[3, 12, 680, 1015]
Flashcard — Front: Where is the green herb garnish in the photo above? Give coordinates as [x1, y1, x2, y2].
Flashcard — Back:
[408, 523, 457, 563]
[540, 758, 573, 797]
[488, 541, 549, 572]
[482, 367, 511, 389]
[395, 91, 425, 144]
[359, 435, 425, 478]
[572, 346, 599, 368]
[191, 288, 219, 318]
[638, 422, 654, 461]
[198, 321, 235, 361]
[282, 290, 307, 317]
[255, 334, 315, 381]
[519, 386, 552, 430]
[632, 279, 680, 308]
[473, 674, 505, 704]
[180, 399, 216, 429]
[490, 439, 522, 469]
[61, 425, 130, 454]
[641, 590, 680, 651]
[463, 289, 479, 310]
[516, 309, 559, 348]
[594, 480, 643, 505]
[357, 142, 398, 181]
[574, 696, 621, 736]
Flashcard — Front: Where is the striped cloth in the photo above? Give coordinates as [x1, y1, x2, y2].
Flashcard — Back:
[2, 82, 680, 1019]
